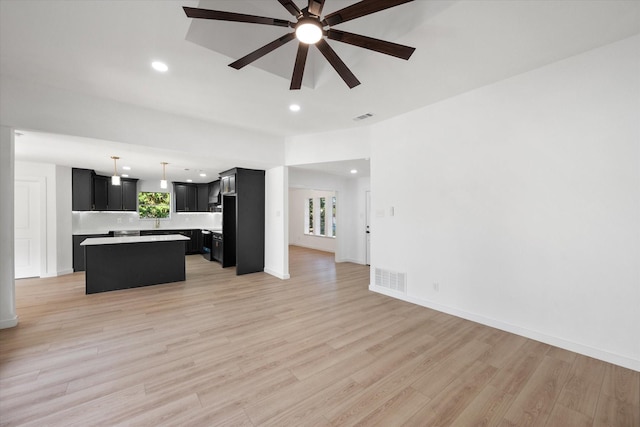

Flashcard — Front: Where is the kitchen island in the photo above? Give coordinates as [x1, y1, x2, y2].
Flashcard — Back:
[80, 234, 190, 294]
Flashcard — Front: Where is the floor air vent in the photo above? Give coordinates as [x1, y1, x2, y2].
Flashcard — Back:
[375, 268, 406, 293]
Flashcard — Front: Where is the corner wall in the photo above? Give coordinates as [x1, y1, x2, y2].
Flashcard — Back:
[370, 35, 640, 370]
[265, 166, 289, 279]
[0, 126, 17, 328]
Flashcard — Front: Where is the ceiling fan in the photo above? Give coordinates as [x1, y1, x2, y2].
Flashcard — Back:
[183, 0, 416, 89]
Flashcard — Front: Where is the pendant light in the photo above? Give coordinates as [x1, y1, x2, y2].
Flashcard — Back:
[111, 156, 121, 186]
[160, 162, 168, 189]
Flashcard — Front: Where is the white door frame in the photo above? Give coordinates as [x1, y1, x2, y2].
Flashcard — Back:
[365, 190, 371, 265]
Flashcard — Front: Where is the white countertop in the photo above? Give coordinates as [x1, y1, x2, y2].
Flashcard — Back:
[80, 234, 190, 246]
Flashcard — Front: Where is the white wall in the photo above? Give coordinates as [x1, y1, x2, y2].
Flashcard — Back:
[369, 35, 640, 370]
[15, 161, 73, 277]
[55, 165, 72, 275]
[285, 126, 371, 166]
[264, 166, 289, 279]
[0, 75, 284, 169]
[289, 188, 337, 253]
[0, 126, 18, 328]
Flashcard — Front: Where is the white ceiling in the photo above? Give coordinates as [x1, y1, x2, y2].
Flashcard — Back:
[2, 0, 639, 180]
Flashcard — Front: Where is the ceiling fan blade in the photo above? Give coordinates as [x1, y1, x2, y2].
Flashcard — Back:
[322, 0, 413, 27]
[308, 0, 325, 17]
[315, 39, 361, 89]
[278, 0, 301, 17]
[229, 33, 297, 70]
[290, 43, 310, 90]
[183, 7, 292, 28]
[327, 29, 415, 60]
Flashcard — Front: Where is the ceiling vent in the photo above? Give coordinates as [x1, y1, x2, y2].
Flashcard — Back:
[353, 113, 374, 121]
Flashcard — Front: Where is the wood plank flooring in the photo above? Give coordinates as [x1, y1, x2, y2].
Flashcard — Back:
[1, 246, 638, 426]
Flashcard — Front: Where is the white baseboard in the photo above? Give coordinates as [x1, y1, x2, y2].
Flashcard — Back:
[0, 315, 18, 329]
[264, 268, 290, 280]
[56, 268, 74, 276]
[40, 268, 74, 278]
[336, 257, 365, 265]
[369, 284, 640, 372]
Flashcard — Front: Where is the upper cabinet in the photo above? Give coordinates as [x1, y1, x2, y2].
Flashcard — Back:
[174, 182, 209, 212]
[92, 175, 109, 211]
[197, 183, 209, 212]
[220, 173, 236, 195]
[72, 168, 93, 211]
[174, 182, 197, 212]
[122, 179, 138, 211]
[208, 180, 220, 205]
[107, 178, 138, 211]
[71, 168, 138, 212]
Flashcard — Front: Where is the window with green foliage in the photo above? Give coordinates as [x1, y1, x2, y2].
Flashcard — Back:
[306, 198, 314, 234]
[331, 196, 336, 237]
[138, 192, 171, 219]
[319, 197, 326, 235]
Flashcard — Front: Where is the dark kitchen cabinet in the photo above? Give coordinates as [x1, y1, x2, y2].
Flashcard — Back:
[177, 229, 201, 254]
[107, 178, 138, 211]
[72, 168, 93, 211]
[141, 229, 201, 254]
[174, 182, 209, 212]
[174, 183, 198, 212]
[72, 168, 138, 212]
[73, 233, 111, 271]
[122, 179, 138, 211]
[220, 168, 264, 275]
[208, 180, 220, 205]
[93, 175, 109, 211]
[220, 174, 236, 195]
[197, 184, 209, 212]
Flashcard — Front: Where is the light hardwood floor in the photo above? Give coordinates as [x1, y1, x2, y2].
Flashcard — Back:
[1, 246, 638, 426]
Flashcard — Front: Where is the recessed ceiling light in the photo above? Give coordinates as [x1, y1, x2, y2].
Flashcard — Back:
[151, 61, 168, 72]
[289, 104, 301, 112]
[199, 173, 206, 177]
[186, 179, 193, 183]
[122, 166, 131, 170]
[350, 169, 358, 174]
[122, 174, 129, 178]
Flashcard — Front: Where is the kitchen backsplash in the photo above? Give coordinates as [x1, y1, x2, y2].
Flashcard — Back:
[73, 211, 222, 234]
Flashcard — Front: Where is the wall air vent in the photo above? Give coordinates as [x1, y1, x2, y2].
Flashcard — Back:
[375, 268, 406, 293]
[353, 113, 374, 121]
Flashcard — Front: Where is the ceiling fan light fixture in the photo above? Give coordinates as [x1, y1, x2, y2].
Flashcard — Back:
[295, 19, 322, 44]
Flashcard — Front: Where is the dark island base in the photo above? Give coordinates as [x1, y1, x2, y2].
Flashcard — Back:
[85, 240, 186, 294]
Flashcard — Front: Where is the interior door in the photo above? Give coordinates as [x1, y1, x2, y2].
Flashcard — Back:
[15, 179, 41, 278]
[365, 190, 371, 265]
